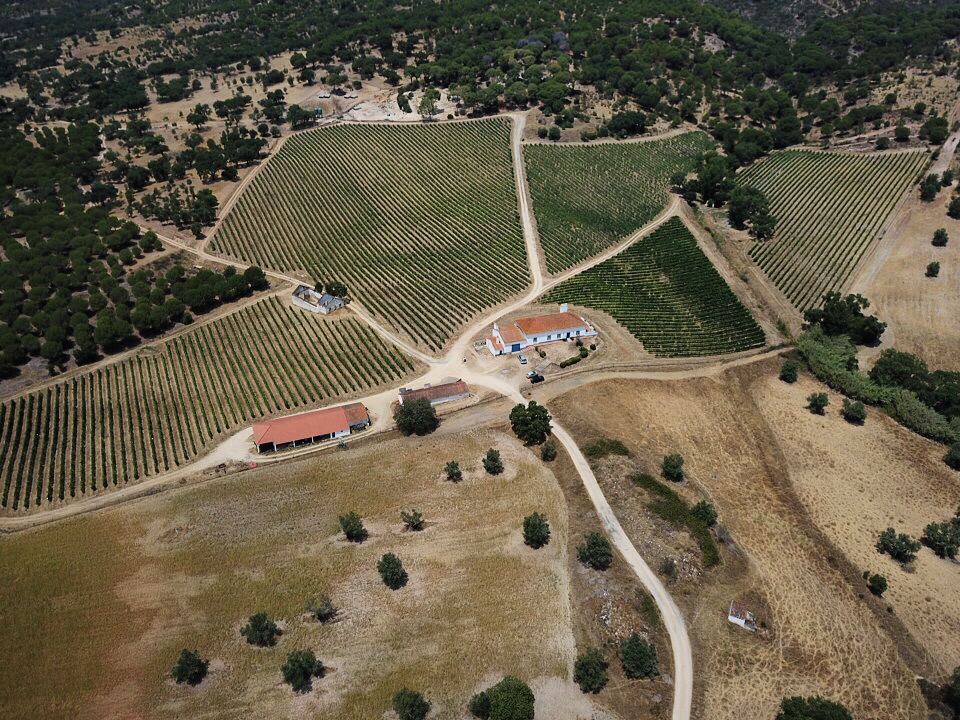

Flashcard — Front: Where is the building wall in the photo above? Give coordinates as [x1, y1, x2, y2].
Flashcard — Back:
[292, 295, 322, 314]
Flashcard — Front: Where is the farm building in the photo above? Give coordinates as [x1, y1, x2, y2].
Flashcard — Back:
[398, 380, 470, 406]
[727, 601, 756, 632]
[487, 303, 597, 355]
[253, 402, 369, 453]
[291, 285, 346, 315]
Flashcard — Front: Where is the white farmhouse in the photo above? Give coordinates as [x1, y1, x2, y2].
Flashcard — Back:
[486, 303, 597, 355]
[291, 285, 346, 315]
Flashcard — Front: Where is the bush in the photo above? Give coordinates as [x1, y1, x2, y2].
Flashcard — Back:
[401, 509, 425, 531]
[281, 649, 324, 693]
[926, 261, 940, 278]
[661, 453, 684, 481]
[522, 512, 551, 548]
[841, 398, 866, 425]
[509, 401, 552, 445]
[338, 511, 366, 542]
[776, 695, 852, 720]
[445, 460, 462, 482]
[779, 359, 799, 383]
[620, 632, 659, 679]
[469, 676, 535, 720]
[393, 688, 430, 720]
[876, 527, 921, 564]
[633, 473, 721, 567]
[241, 612, 281, 647]
[377, 552, 408, 589]
[949, 196, 960, 220]
[866, 572, 888, 597]
[807, 392, 829, 415]
[483, 448, 504, 475]
[584, 438, 630, 460]
[659, 556, 677, 579]
[577, 532, 612, 570]
[932, 228, 949, 247]
[691, 500, 718, 527]
[946, 443, 960, 470]
[394, 397, 439, 435]
[306, 594, 337, 623]
[921, 521, 960, 559]
[945, 666, 960, 712]
[171, 648, 207, 685]
[573, 647, 608, 693]
[540, 440, 557, 461]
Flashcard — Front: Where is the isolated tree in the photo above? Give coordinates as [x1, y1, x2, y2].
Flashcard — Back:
[776, 696, 852, 720]
[875, 136, 891, 150]
[186, 103, 211, 129]
[779, 359, 799, 383]
[807, 392, 829, 415]
[573, 647, 608, 693]
[394, 398, 439, 436]
[445, 460, 462, 482]
[894, 124, 910, 142]
[483, 448, 504, 475]
[841, 398, 866, 425]
[377, 553, 408, 589]
[469, 676, 535, 720]
[509, 401, 552, 445]
[691, 500, 718, 527]
[171, 649, 207, 685]
[577, 532, 613, 570]
[662, 454, 685, 482]
[241, 612, 281, 647]
[926, 261, 940, 278]
[876, 527, 922, 564]
[920, 173, 941, 202]
[393, 688, 430, 720]
[620, 632, 659, 679]
[948, 197, 960, 220]
[400, 509, 425, 531]
[522, 512, 551, 548]
[281, 649, 324, 693]
[865, 572, 888, 597]
[306, 594, 337, 623]
[338, 511, 366, 542]
[921, 521, 960, 559]
[946, 443, 960, 471]
[932, 228, 949, 247]
[541, 439, 557, 461]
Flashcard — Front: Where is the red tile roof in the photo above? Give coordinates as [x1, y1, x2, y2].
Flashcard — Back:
[728, 601, 754, 621]
[399, 380, 470, 404]
[515, 311, 588, 337]
[497, 324, 526, 344]
[253, 403, 368, 446]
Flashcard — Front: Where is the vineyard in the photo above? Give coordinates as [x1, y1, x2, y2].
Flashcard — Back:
[542, 217, 766, 356]
[524, 132, 714, 274]
[211, 120, 529, 352]
[0, 295, 417, 513]
[739, 149, 927, 310]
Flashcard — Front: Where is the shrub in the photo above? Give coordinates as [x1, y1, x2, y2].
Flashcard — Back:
[633, 473, 721, 567]
[401, 509, 425, 531]
[522, 512, 551, 548]
[691, 500, 718, 527]
[876, 527, 921, 564]
[377, 553, 408, 589]
[394, 397, 439, 435]
[807, 392, 829, 415]
[584, 438, 630, 460]
[841, 398, 866, 425]
[241, 612, 281, 647]
[945, 666, 960, 712]
[661, 453, 684, 481]
[620, 632, 659, 679]
[469, 676, 535, 720]
[946, 443, 960, 470]
[171, 648, 207, 685]
[306, 594, 337, 623]
[659, 556, 677, 579]
[338, 511, 366, 542]
[445, 460, 463, 482]
[573, 647, 608, 693]
[776, 695, 852, 720]
[926, 261, 940, 278]
[540, 439, 557, 461]
[866, 572, 888, 597]
[509, 401, 552, 445]
[483, 448, 504, 475]
[932, 228, 949, 246]
[577, 532, 613, 570]
[921, 521, 960, 559]
[393, 688, 430, 720]
[779, 359, 799, 383]
[949, 196, 960, 220]
[281, 649, 324, 693]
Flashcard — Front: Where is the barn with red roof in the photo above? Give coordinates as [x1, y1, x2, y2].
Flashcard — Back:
[253, 402, 370, 453]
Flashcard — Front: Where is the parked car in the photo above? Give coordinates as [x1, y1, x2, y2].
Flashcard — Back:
[518, 354, 528, 364]
[529, 373, 544, 384]
[526, 370, 538, 378]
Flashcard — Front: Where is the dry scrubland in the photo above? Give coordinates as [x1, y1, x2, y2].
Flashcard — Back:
[551, 362, 941, 720]
[0, 429, 574, 719]
[0, 295, 417, 514]
[211, 119, 529, 351]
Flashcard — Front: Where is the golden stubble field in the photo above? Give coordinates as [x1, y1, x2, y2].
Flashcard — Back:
[0, 428, 576, 719]
[550, 360, 953, 720]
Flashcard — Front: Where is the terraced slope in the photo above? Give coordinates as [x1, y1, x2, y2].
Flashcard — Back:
[211, 120, 528, 352]
[524, 132, 714, 273]
[739, 149, 927, 310]
[0, 295, 418, 513]
[542, 217, 765, 356]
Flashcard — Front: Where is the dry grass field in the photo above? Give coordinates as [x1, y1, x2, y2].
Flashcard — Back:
[0, 429, 578, 720]
[550, 363, 934, 720]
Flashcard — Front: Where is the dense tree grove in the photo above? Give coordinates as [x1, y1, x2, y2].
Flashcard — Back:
[804, 292, 886, 346]
[776, 696, 852, 720]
